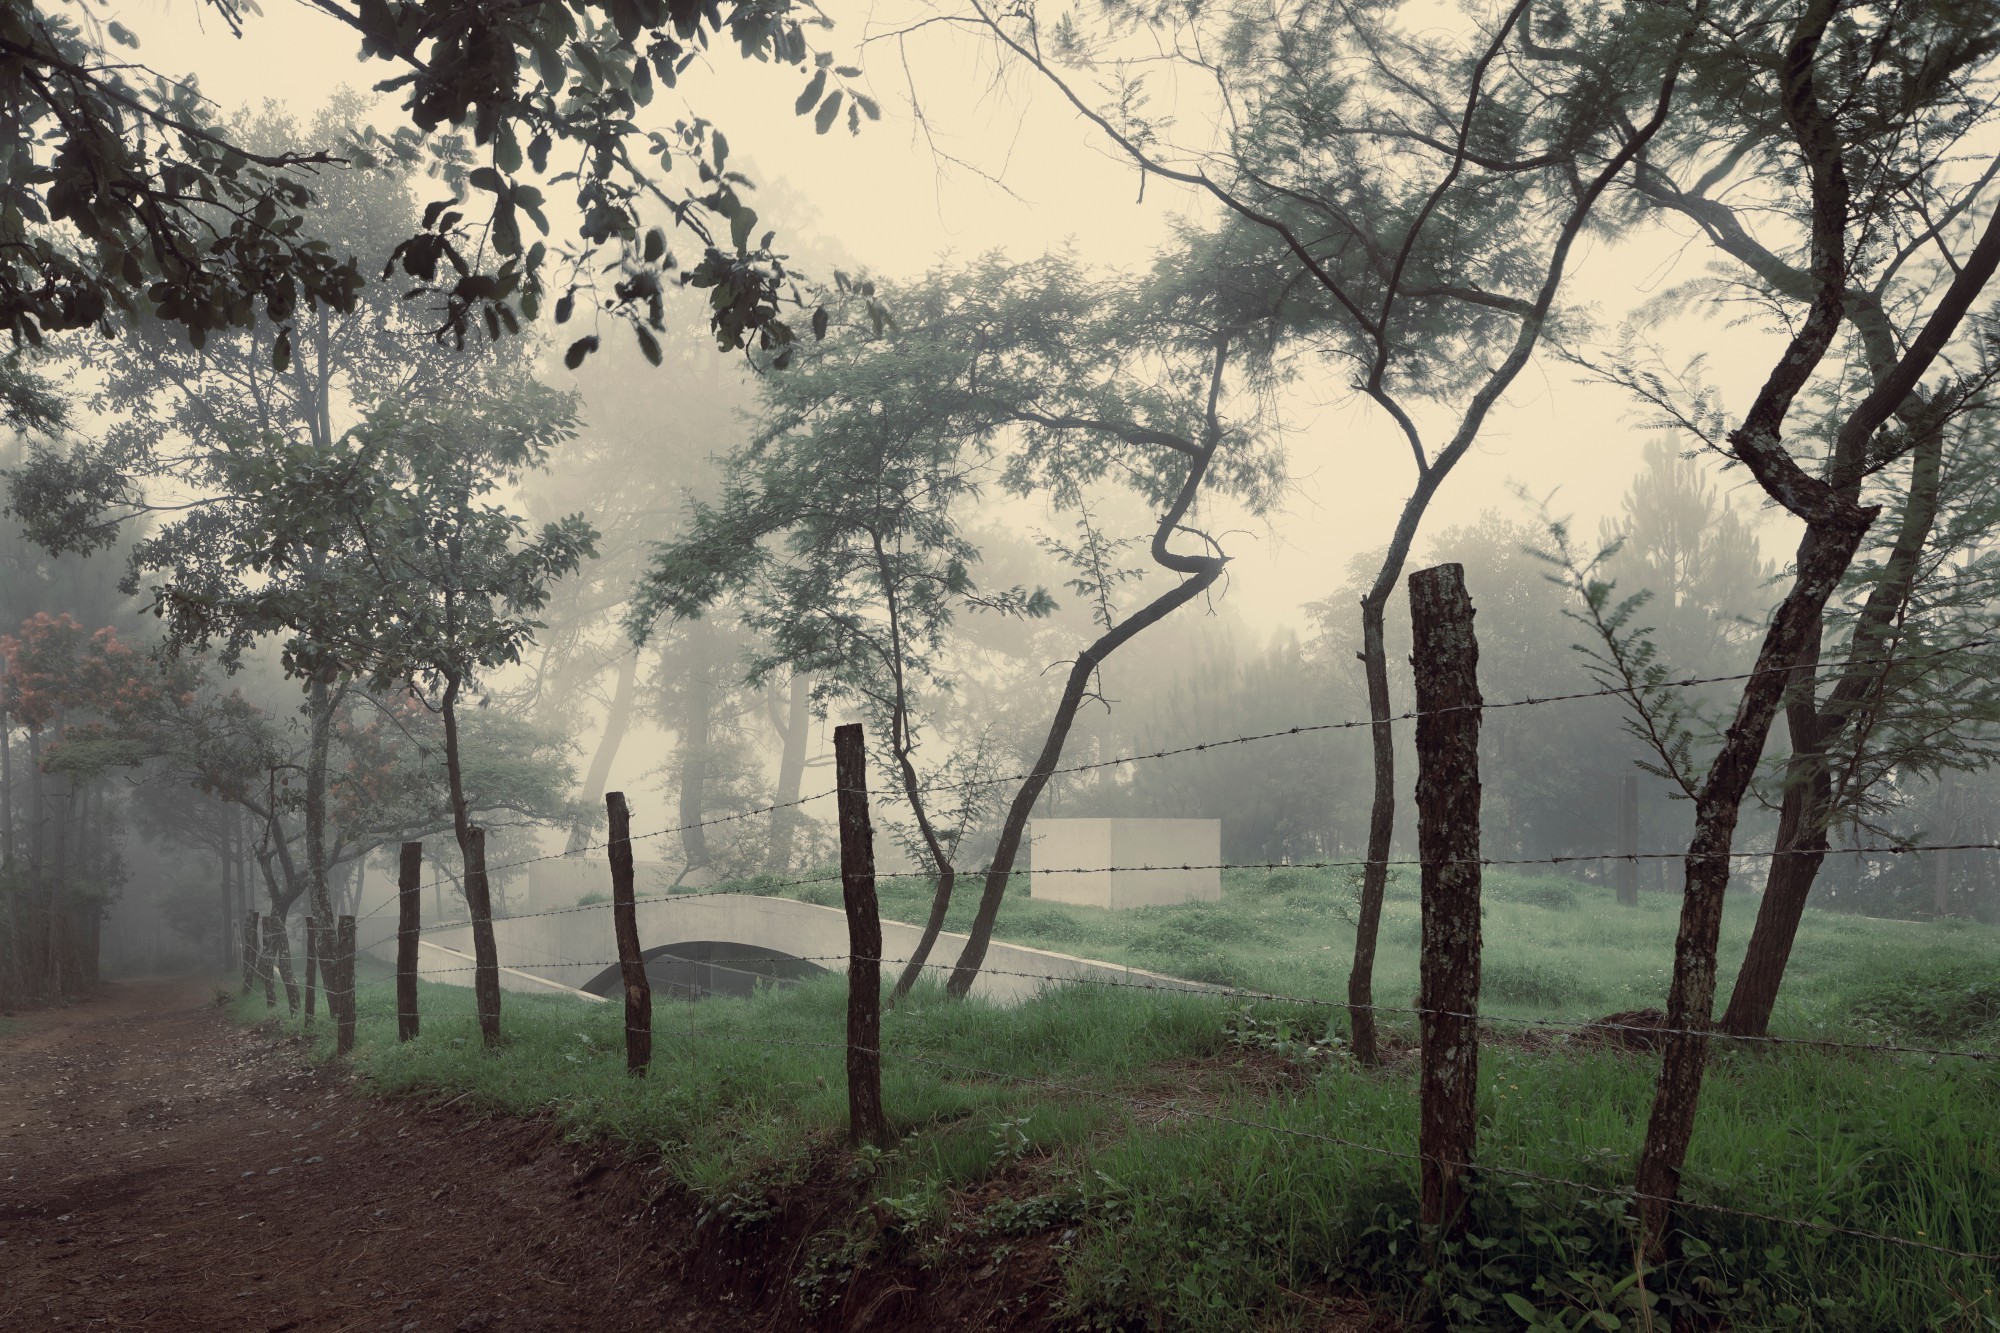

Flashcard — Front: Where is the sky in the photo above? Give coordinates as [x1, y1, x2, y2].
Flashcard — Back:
[121, 0, 1792, 642]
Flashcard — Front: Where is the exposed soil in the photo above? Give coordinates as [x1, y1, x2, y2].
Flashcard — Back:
[0, 977, 1131, 1333]
[0, 976, 755, 1333]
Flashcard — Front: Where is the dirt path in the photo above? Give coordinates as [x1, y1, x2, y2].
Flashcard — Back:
[0, 977, 750, 1333]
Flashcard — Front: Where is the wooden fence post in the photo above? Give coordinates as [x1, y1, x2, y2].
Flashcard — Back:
[335, 914, 357, 1056]
[464, 826, 502, 1049]
[1617, 775, 1640, 906]
[834, 723, 893, 1148]
[241, 912, 258, 995]
[1410, 562, 1483, 1239]
[398, 842, 422, 1042]
[607, 792, 651, 1075]
[303, 918, 319, 1024]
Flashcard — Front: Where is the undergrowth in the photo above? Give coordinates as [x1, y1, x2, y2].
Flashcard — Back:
[237, 912, 2000, 1332]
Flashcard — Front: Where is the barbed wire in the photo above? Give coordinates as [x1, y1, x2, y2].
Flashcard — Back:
[400, 944, 1998, 1062]
[402, 871, 847, 935]
[607, 1020, 1996, 1262]
[352, 790, 845, 923]
[851, 839, 2000, 882]
[903, 635, 2000, 799]
[872, 1044, 1998, 1262]
[352, 634, 2000, 926]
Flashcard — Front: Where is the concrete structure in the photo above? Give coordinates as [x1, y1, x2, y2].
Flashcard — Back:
[1029, 818, 1221, 909]
[365, 891, 1213, 1007]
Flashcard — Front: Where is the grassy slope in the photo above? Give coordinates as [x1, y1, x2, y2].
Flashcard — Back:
[244, 869, 2000, 1331]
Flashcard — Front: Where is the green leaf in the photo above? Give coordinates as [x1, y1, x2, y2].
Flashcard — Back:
[271, 327, 292, 373]
[468, 166, 506, 193]
[795, 69, 826, 116]
[730, 206, 758, 254]
[564, 335, 599, 369]
[854, 93, 880, 121]
[1502, 1293, 1539, 1323]
[494, 125, 522, 174]
[811, 305, 828, 341]
[635, 326, 662, 366]
[814, 90, 843, 135]
[643, 227, 666, 264]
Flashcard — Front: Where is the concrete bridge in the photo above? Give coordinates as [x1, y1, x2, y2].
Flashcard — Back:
[360, 890, 1209, 1007]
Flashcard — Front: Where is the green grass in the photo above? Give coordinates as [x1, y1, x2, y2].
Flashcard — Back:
[236, 867, 2000, 1332]
[770, 863, 1995, 1044]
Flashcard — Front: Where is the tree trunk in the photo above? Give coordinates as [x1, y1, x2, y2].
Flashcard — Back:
[1616, 775, 1639, 906]
[677, 625, 715, 876]
[1348, 594, 1395, 1065]
[265, 914, 300, 1014]
[947, 380, 1229, 996]
[217, 836, 235, 973]
[1718, 625, 1832, 1038]
[303, 672, 337, 924]
[1637, 517, 1870, 1260]
[441, 677, 501, 1047]
[565, 651, 640, 854]
[1933, 770, 1957, 920]
[1409, 564, 1483, 1238]
[1720, 431, 1943, 1037]
[1, 697, 13, 868]
[764, 673, 811, 873]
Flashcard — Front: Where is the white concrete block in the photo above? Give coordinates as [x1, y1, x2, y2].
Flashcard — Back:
[1029, 818, 1221, 909]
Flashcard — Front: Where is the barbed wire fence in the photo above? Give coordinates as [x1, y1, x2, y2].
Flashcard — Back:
[245, 613, 2000, 1280]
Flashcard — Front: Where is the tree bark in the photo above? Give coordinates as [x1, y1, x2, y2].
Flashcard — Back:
[1410, 564, 1483, 1238]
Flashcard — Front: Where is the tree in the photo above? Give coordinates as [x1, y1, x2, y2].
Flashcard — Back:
[634, 314, 1054, 989]
[644, 243, 1288, 994]
[0, 0, 864, 361]
[927, 0, 1703, 1058]
[0, 614, 166, 1000]
[6, 108, 499, 931]
[1548, 0, 2000, 1256]
[282, 378, 597, 1045]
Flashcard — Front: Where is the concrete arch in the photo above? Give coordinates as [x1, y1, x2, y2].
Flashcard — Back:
[575, 940, 830, 1001]
[371, 892, 1212, 1007]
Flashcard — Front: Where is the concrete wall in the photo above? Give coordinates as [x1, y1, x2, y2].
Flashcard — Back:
[369, 891, 1213, 1008]
[1029, 818, 1221, 909]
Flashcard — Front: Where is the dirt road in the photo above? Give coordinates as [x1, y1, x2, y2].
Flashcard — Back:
[0, 977, 747, 1333]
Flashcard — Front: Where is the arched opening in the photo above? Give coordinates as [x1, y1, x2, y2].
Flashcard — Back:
[578, 940, 831, 1001]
